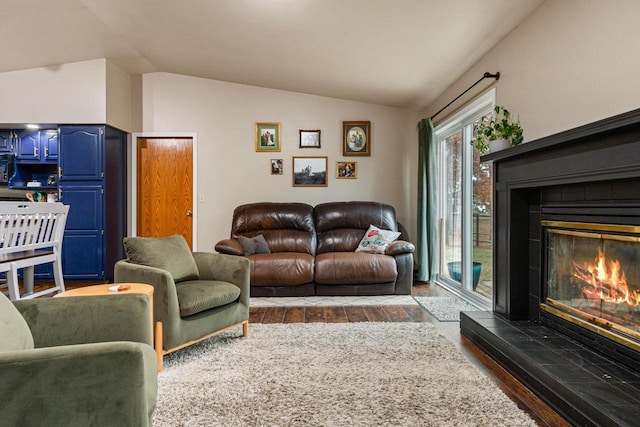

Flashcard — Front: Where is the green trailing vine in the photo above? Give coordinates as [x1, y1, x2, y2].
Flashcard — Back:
[474, 105, 524, 153]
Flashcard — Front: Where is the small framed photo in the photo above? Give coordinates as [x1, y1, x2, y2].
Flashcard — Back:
[336, 161, 357, 179]
[343, 121, 370, 156]
[292, 156, 328, 187]
[271, 159, 283, 175]
[255, 122, 281, 152]
[299, 129, 321, 148]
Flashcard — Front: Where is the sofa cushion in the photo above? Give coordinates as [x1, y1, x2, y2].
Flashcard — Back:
[248, 253, 315, 286]
[124, 234, 199, 282]
[355, 225, 401, 254]
[237, 234, 271, 255]
[315, 252, 397, 285]
[0, 293, 34, 351]
[315, 201, 398, 254]
[231, 202, 316, 255]
[175, 280, 241, 317]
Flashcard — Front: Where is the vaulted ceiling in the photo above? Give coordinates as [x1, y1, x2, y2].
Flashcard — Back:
[0, 0, 544, 110]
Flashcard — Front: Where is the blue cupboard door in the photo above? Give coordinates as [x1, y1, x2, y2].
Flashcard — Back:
[15, 130, 39, 161]
[59, 126, 103, 181]
[62, 233, 104, 280]
[59, 183, 105, 280]
[41, 130, 58, 161]
[0, 131, 14, 152]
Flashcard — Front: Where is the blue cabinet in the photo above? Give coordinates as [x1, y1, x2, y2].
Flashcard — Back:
[15, 130, 57, 162]
[10, 129, 58, 190]
[58, 128, 101, 180]
[60, 183, 104, 280]
[0, 125, 126, 282]
[58, 125, 126, 282]
[42, 130, 58, 161]
[0, 131, 16, 152]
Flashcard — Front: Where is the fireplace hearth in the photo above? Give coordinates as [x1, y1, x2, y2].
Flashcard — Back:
[460, 109, 640, 426]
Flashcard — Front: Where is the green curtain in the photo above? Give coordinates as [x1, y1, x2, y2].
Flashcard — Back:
[417, 118, 437, 281]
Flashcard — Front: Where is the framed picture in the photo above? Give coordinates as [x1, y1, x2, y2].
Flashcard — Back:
[292, 156, 328, 187]
[299, 129, 321, 148]
[336, 161, 357, 179]
[255, 122, 281, 152]
[343, 121, 370, 156]
[270, 158, 283, 175]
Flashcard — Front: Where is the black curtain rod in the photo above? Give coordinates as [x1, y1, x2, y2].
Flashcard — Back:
[431, 72, 500, 120]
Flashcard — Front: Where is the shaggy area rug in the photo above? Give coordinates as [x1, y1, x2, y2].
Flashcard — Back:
[414, 296, 484, 322]
[153, 323, 535, 426]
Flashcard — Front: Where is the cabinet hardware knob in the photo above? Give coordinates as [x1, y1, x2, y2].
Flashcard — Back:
[186, 210, 193, 217]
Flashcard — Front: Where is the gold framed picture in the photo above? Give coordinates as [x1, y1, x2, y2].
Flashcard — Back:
[255, 122, 281, 152]
[343, 121, 370, 156]
[336, 161, 357, 179]
[292, 156, 328, 187]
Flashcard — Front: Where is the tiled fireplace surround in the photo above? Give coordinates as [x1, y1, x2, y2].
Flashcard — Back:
[460, 109, 640, 426]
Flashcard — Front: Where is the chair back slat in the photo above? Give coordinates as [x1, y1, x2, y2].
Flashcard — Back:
[0, 203, 70, 254]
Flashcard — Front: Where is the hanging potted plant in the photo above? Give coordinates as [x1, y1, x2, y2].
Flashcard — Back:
[473, 105, 524, 153]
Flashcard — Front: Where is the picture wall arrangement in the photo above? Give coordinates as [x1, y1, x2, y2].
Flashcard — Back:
[256, 121, 369, 187]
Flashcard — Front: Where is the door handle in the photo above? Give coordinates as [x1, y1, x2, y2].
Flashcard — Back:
[186, 210, 193, 217]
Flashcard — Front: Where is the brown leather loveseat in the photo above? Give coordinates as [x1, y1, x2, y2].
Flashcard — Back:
[214, 201, 415, 296]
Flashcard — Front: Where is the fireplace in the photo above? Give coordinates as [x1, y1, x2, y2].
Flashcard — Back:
[460, 108, 640, 426]
[543, 221, 640, 356]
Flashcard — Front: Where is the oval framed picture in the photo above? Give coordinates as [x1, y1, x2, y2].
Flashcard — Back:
[343, 121, 370, 156]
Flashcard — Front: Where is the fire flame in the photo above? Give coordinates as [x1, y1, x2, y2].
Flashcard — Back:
[573, 249, 640, 306]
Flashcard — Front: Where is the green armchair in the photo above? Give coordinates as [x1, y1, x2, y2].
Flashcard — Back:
[0, 292, 157, 427]
[114, 234, 250, 369]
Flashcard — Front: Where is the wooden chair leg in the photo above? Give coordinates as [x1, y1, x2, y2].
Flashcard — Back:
[242, 320, 249, 337]
[155, 321, 164, 372]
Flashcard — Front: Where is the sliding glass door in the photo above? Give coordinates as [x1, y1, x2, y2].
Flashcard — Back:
[472, 141, 493, 300]
[441, 130, 463, 288]
[435, 91, 494, 306]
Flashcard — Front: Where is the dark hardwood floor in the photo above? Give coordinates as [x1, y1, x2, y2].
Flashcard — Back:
[28, 280, 568, 426]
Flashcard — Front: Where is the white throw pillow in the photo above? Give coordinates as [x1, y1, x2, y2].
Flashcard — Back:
[355, 225, 401, 254]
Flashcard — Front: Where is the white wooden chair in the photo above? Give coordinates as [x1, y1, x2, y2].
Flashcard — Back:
[0, 202, 69, 300]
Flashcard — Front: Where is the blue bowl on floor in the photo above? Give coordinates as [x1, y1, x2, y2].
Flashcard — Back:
[447, 261, 482, 290]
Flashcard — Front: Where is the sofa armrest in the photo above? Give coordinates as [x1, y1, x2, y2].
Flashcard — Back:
[193, 252, 250, 307]
[0, 342, 156, 427]
[14, 294, 153, 348]
[385, 239, 415, 256]
[214, 238, 244, 256]
[114, 260, 182, 330]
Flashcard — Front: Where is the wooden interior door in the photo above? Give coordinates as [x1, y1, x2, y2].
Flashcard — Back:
[137, 137, 193, 248]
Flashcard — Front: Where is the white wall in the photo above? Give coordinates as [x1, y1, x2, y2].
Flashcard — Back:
[424, 0, 640, 142]
[106, 60, 133, 132]
[0, 59, 107, 125]
[141, 72, 420, 250]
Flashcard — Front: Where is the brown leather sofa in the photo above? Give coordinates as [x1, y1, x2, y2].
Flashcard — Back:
[214, 201, 415, 296]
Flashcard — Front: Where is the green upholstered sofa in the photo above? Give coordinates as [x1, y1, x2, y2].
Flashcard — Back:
[114, 234, 250, 367]
[0, 292, 157, 427]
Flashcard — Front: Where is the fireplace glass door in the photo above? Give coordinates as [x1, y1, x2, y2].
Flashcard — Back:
[545, 223, 640, 337]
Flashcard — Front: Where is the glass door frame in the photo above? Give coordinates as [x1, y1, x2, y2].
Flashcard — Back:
[433, 89, 495, 310]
